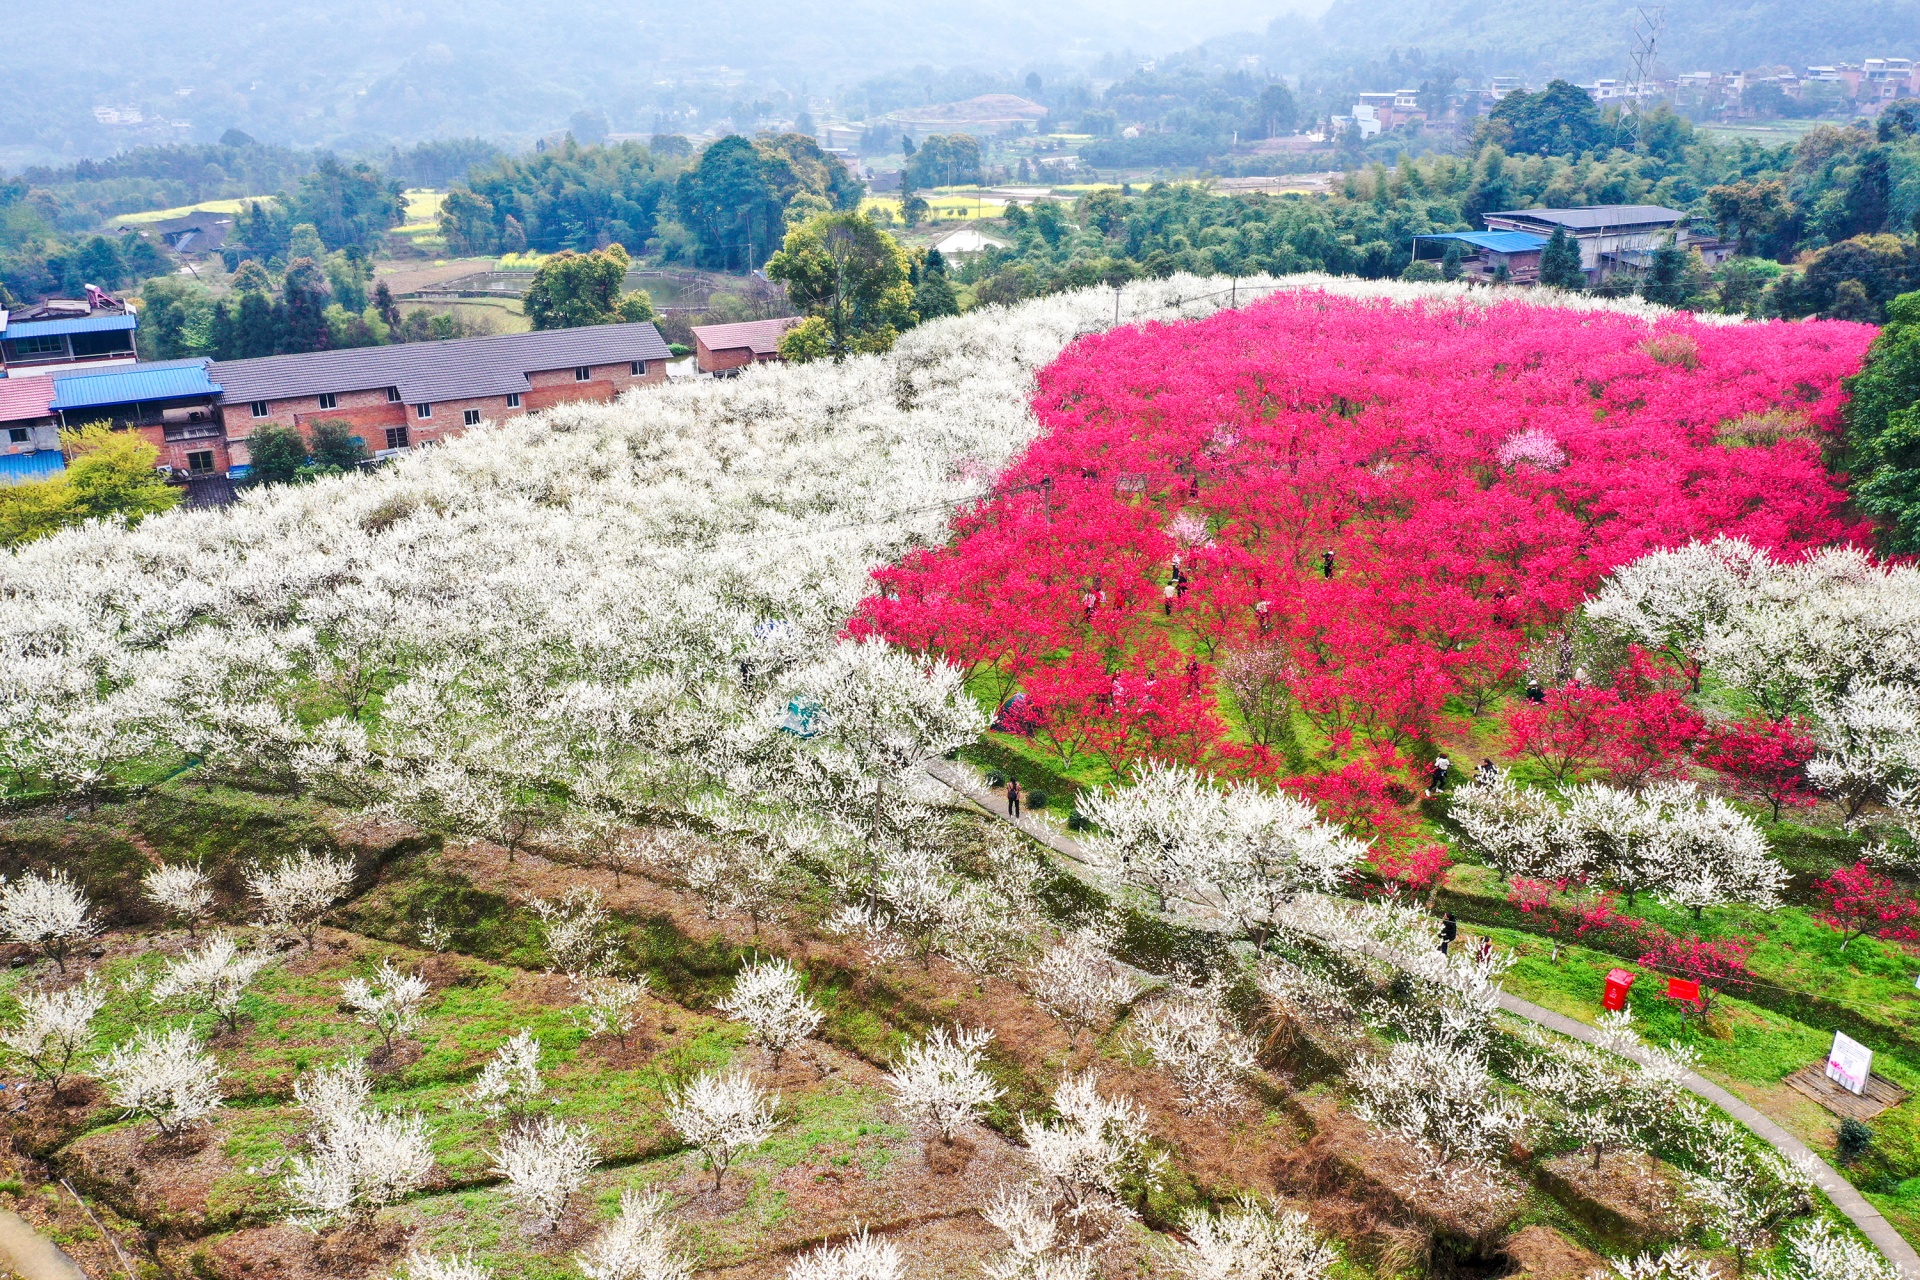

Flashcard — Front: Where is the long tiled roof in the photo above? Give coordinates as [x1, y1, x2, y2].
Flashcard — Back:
[693, 317, 800, 357]
[1486, 205, 1688, 230]
[210, 323, 670, 405]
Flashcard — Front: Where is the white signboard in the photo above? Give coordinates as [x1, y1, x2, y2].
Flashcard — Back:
[1827, 1031, 1873, 1096]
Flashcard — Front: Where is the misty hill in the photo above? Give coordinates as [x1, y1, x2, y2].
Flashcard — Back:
[1310, 0, 1920, 76]
[2, 0, 1310, 168]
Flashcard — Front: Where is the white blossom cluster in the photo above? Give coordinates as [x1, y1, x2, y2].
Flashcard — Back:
[283, 1057, 435, 1230]
[1585, 536, 1920, 839]
[1127, 987, 1259, 1113]
[717, 957, 823, 1067]
[150, 933, 277, 1034]
[1450, 771, 1786, 913]
[885, 1025, 1003, 1142]
[1079, 760, 1367, 933]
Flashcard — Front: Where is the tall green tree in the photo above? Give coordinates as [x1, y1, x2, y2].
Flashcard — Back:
[1846, 291, 1920, 550]
[280, 258, 333, 353]
[674, 136, 786, 270]
[765, 211, 913, 361]
[522, 244, 657, 330]
[308, 420, 370, 472]
[1640, 238, 1694, 306]
[903, 134, 983, 189]
[438, 188, 497, 256]
[1538, 227, 1586, 290]
[1484, 80, 1604, 157]
[290, 157, 405, 250]
[913, 248, 959, 320]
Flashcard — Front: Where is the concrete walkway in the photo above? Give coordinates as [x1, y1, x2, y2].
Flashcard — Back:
[926, 759, 1920, 1277]
[0, 1210, 89, 1280]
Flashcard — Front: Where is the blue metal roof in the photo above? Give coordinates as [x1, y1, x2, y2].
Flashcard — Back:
[50, 362, 222, 411]
[1416, 231, 1551, 254]
[0, 451, 66, 486]
[4, 314, 138, 340]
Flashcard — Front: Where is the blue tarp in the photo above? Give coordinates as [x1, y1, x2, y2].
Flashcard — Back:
[50, 364, 222, 411]
[0, 451, 66, 485]
[1415, 231, 1551, 254]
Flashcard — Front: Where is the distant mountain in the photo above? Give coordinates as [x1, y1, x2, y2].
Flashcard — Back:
[1312, 0, 1920, 75]
[1, 0, 1319, 169]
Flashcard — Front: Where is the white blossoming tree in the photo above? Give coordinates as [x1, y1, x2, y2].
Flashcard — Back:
[665, 1068, 779, 1192]
[0, 974, 105, 1092]
[1163, 1196, 1338, 1280]
[785, 1226, 904, 1280]
[574, 1187, 692, 1280]
[1348, 1032, 1527, 1187]
[0, 869, 99, 972]
[284, 1057, 435, 1231]
[1026, 931, 1140, 1042]
[150, 933, 277, 1035]
[340, 959, 431, 1059]
[574, 975, 650, 1048]
[248, 849, 355, 947]
[531, 887, 618, 982]
[467, 1029, 544, 1119]
[493, 1115, 597, 1234]
[717, 957, 824, 1068]
[398, 1250, 493, 1280]
[886, 1025, 1003, 1151]
[1128, 989, 1259, 1113]
[100, 1026, 223, 1134]
[1017, 1072, 1161, 1234]
[142, 863, 215, 936]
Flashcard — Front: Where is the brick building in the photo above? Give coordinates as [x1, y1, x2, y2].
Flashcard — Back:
[211, 322, 670, 475]
[692, 317, 801, 375]
[0, 322, 672, 485]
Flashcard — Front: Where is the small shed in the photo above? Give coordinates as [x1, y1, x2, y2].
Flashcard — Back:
[692, 318, 802, 376]
[1412, 230, 1549, 284]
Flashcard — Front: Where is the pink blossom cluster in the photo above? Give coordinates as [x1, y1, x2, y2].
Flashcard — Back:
[855, 292, 1874, 840]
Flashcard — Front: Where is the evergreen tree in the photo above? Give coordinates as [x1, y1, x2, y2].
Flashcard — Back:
[1538, 227, 1585, 290]
[765, 211, 914, 361]
[1640, 238, 1693, 306]
[1845, 291, 1920, 550]
[246, 424, 309, 486]
[913, 261, 959, 320]
[279, 258, 333, 353]
[1441, 241, 1465, 282]
[523, 244, 647, 329]
[308, 421, 369, 472]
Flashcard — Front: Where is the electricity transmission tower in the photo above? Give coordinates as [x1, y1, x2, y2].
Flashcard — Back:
[1621, 6, 1666, 147]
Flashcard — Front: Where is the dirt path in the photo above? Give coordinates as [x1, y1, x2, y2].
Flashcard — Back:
[0, 1210, 89, 1280]
[926, 758, 1920, 1279]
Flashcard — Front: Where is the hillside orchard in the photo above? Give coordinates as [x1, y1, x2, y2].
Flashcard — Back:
[0, 278, 1909, 1278]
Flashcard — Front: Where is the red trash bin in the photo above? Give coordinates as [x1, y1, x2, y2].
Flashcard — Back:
[1602, 968, 1637, 1011]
